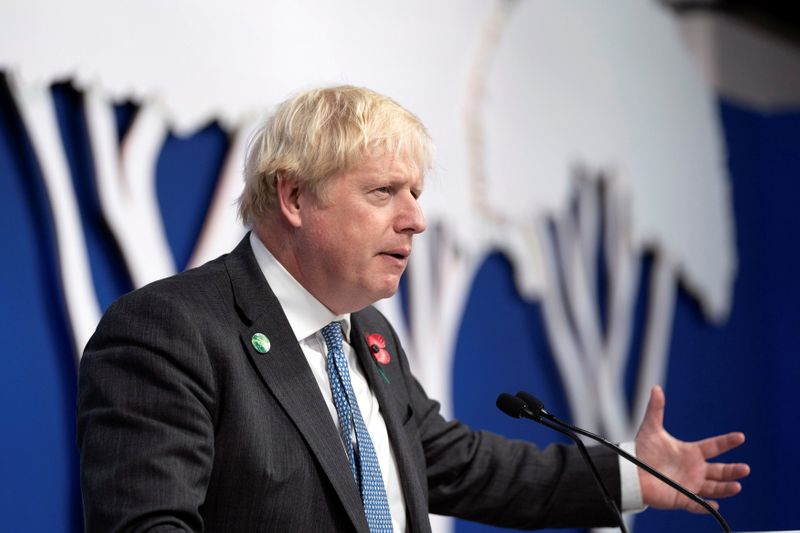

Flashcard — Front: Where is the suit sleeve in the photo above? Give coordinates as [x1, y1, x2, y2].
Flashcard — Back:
[415, 382, 620, 528]
[77, 288, 217, 533]
[383, 319, 621, 530]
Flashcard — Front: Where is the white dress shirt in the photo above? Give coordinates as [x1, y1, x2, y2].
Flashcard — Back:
[620, 442, 644, 511]
[250, 233, 408, 532]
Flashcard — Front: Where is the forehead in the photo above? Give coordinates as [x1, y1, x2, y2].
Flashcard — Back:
[341, 154, 425, 186]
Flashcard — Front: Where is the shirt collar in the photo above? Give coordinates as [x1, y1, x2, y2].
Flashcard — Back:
[249, 232, 351, 342]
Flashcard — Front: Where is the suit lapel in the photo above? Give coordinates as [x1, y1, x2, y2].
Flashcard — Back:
[225, 236, 369, 533]
[351, 314, 432, 533]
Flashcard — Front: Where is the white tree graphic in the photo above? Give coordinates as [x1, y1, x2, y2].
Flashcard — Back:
[7, 74, 248, 358]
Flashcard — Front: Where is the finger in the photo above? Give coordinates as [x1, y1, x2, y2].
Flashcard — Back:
[697, 432, 746, 459]
[674, 493, 720, 515]
[700, 478, 743, 497]
[687, 497, 719, 515]
[705, 462, 751, 482]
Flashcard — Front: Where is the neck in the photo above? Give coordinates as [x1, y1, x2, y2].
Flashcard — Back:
[253, 220, 301, 282]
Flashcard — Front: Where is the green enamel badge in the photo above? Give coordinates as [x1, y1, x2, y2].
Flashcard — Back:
[251, 332, 271, 354]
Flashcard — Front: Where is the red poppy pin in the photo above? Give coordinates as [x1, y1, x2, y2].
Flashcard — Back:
[365, 332, 391, 384]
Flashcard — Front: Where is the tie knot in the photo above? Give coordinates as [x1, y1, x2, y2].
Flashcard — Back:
[322, 321, 344, 351]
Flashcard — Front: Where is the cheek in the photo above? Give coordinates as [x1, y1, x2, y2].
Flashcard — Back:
[296, 221, 339, 272]
[304, 211, 339, 245]
[303, 208, 383, 270]
[308, 221, 360, 266]
[335, 211, 378, 247]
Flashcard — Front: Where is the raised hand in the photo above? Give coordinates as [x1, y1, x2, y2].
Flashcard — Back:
[634, 385, 750, 512]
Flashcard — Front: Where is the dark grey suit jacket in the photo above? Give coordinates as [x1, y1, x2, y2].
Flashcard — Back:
[77, 235, 621, 532]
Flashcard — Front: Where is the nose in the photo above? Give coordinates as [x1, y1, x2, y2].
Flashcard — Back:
[397, 193, 427, 235]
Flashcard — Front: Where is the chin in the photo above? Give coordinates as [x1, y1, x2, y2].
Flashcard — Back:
[337, 286, 399, 314]
[353, 275, 402, 307]
[371, 282, 400, 302]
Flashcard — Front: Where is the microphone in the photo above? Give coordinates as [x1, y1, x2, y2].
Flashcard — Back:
[513, 391, 732, 533]
[496, 393, 628, 533]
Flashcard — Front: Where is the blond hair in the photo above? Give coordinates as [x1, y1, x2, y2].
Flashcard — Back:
[238, 85, 434, 226]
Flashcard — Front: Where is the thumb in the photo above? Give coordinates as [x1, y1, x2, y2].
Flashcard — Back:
[640, 385, 666, 433]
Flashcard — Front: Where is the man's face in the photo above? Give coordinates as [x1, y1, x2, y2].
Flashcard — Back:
[292, 155, 427, 314]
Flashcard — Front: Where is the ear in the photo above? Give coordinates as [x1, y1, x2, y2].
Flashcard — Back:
[275, 174, 304, 228]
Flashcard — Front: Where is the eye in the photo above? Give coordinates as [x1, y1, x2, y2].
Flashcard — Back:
[372, 186, 391, 196]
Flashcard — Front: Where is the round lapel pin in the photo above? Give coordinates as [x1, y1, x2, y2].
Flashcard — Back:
[251, 332, 271, 354]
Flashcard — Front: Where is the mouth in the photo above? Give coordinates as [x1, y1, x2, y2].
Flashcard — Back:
[380, 248, 411, 261]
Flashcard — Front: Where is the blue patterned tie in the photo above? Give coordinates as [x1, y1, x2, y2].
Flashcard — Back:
[322, 322, 393, 533]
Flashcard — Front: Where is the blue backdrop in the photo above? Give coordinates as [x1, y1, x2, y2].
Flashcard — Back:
[1, 77, 798, 531]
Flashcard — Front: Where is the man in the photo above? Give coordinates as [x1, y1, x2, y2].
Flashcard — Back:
[77, 85, 749, 532]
